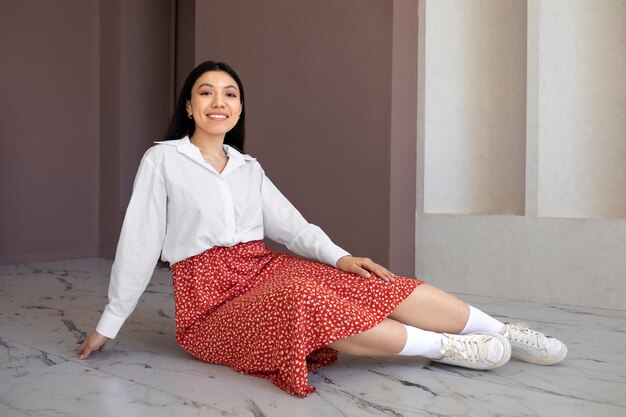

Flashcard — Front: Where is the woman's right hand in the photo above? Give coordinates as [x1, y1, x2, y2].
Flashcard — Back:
[77, 330, 110, 359]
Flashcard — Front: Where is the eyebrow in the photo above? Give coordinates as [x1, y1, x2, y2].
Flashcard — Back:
[197, 83, 239, 91]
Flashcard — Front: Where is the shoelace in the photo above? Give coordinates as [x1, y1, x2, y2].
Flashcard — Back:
[503, 323, 546, 348]
[440, 335, 485, 362]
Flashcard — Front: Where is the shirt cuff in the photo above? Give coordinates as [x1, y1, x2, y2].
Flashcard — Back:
[320, 244, 351, 268]
[95, 308, 126, 339]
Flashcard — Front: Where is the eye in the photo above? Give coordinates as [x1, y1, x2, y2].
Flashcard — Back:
[226, 93, 238, 98]
[199, 91, 211, 96]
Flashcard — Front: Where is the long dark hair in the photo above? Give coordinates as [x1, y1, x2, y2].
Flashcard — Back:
[163, 60, 246, 152]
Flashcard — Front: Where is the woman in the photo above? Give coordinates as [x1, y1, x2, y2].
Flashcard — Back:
[77, 61, 567, 397]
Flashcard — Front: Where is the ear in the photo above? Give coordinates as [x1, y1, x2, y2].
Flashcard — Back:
[186, 100, 192, 114]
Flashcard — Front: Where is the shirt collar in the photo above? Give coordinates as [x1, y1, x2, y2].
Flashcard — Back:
[153, 136, 256, 162]
[153, 136, 256, 176]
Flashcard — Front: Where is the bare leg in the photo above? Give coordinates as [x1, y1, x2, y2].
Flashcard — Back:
[328, 318, 406, 356]
[388, 283, 469, 334]
[329, 284, 472, 357]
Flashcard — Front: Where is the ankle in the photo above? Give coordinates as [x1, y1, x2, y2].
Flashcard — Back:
[461, 306, 505, 335]
[396, 324, 445, 359]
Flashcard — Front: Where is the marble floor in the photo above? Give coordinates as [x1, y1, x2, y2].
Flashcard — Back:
[0, 258, 624, 417]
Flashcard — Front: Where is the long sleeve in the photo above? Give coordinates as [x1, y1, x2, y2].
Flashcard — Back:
[96, 156, 167, 339]
[260, 166, 350, 267]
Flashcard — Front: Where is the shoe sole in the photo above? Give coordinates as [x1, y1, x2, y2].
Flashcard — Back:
[512, 344, 568, 365]
[434, 333, 512, 370]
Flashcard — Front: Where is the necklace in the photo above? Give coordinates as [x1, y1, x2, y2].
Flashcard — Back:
[201, 151, 227, 162]
[189, 138, 228, 161]
[198, 147, 228, 162]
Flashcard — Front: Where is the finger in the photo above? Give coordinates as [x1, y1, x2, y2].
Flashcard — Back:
[381, 269, 396, 282]
[353, 265, 371, 278]
[369, 266, 391, 281]
[76, 341, 86, 355]
[376, 270, 392, 282]
[361, 261, 393, 282]
[98, 341, 108, 352]
[364, 266, 385, 281]
[80, 346, 93, 360]
[377, 266, 395, 281]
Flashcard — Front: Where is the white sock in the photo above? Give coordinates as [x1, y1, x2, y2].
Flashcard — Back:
[461, 305, 505, 335]
[396, 324, 444, 359]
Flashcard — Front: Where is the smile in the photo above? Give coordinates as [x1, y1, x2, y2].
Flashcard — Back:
[207, 114, 228, 120]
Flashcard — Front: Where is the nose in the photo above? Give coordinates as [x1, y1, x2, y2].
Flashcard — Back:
[212, 93, 225, 108]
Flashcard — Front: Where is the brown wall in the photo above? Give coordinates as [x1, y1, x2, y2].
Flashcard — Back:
[0, 0, 100, 263]
[1, 0, 417, 276]
[193, 0, 417, 274]
[390, 0, 418, 275]
[0, 0, 174, 263]
[98, 0, 175, 257]
[193, 0, 389, 268]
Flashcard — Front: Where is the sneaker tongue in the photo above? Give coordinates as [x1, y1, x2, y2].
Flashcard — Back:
[516, 325, 546, 346]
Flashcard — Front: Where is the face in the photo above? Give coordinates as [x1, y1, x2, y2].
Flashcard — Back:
[186, 70, 243, 140]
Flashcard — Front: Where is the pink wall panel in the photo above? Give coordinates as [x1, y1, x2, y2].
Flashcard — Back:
[193, 0, 395, 266]
[0, 0, 100, 263]
[0, 0, 416, 275]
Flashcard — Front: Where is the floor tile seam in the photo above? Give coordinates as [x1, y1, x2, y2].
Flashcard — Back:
[452, 292, 626, 316]
[65, 358, 235, 414]
[412, 368, 626, 408]
[564, 326, 590, 343]
[555, 363, 626, 377]
[0, 399, 34, 417]
[489, 315, 586, 329]
[419, 366, 626, 408]
[503, 366, 626, 407]
[482, 309, 601, 326]
[114, 332, 182, 355]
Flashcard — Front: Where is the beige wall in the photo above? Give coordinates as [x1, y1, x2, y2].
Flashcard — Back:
[423, 0, 527, 216]
[536, 0, 626, 219]
[417, 0, 626, 310]
[0, 0, 100, 263]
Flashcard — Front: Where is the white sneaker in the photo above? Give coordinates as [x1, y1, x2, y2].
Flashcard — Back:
[500, 323, 567, 365]
[433, 333, 511, 370]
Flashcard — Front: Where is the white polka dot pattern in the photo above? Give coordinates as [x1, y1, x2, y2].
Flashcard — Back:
[171, 240, 423, 397]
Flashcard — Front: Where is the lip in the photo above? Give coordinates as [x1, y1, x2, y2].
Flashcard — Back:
[206, 112, 229, 121]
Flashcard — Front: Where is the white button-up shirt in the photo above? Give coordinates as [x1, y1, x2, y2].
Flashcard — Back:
[96, 136, 351, 339]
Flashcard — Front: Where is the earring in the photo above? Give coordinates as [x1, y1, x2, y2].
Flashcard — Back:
[187, 113, 193, 119]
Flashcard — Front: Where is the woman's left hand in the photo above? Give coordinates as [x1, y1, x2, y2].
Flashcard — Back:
[336, 256, 396, 282]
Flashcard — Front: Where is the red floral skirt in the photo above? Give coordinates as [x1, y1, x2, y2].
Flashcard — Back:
[171, 240, 423, 397]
